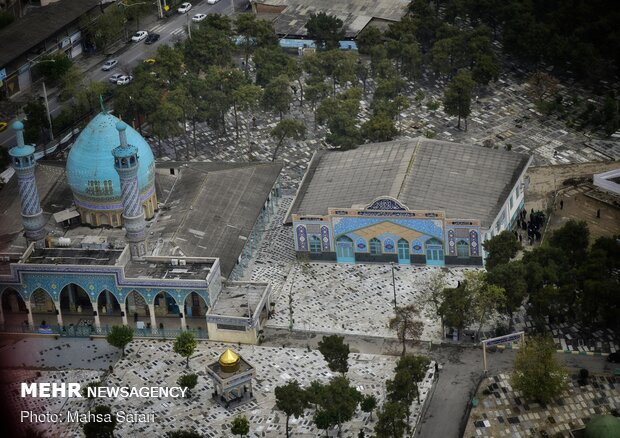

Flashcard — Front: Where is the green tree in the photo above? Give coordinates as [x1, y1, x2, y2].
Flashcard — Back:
[270, 119, 306, 161]
[184, 14, 234, 71]
[362, 113, 397, 142]
[312, 376, 362, 436]
[374, 402, 407, 438]
[35, 53, 73, 82]
[167, 431, 202, 438]
[395, 355, 430, 396]
[511, 336, 568, 403]
[317, 334, 350, 375]
[439, 283, 474, 340]
[149, 100, 184, 158]
[82, 5, 126, 53]
[173, 331, 197, 368]
[548, 220, 589, 267]
[356, 25, 382, 55]
[23, 99, 47, 144]
[486, 261, 527, 327]
[82, 405, 117, 438]
[465, 271, 506, 340]
[316, 87, 362, 149]
[230, 415, 250, 437]
[443, 69, 475, 130]
[106, 325, 133, 357]
[75, 81, 110, 114]
[316, 50, 357, 96]
[254, 47, 290, 86]
[122, 0, 152, 31]
[275, 380, 309, 438]
[262, 75, 293, 120]
[153, 44, 186, 88]
[235, 14, 278, 74]
[425, 270, 447, 334]
[472, 52, 500, 85]
[361, 394, 378, 421]
[305, 12, 345, 51]
[177, 373, 198, 397]
[232, 83, 263, 139]
[482, 230, 522, 271]
[389, 304, 423, 356]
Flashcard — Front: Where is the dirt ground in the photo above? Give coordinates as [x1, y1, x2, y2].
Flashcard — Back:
[525, 161, 620, 242]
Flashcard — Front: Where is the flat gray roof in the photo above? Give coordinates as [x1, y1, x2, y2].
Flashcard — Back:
[210, 283, 267, 318]
[255, 0, 407, 38]
[151, 162, 282, 278]
[25, 248, 122, 265]
[287, 138, 531, 228]
[124, 259, 214, 280]
[0, 0, 101, 68]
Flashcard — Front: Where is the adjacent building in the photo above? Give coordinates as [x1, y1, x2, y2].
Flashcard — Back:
[286, 138, 531, 266]
[0, 112, 282, 344]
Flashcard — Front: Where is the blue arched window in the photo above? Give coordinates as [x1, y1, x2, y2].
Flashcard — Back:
[370, 238, 382, 255]
[456, 240, 470, 257]
[309, 235, 321, 253]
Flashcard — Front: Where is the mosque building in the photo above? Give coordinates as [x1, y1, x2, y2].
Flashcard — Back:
[286, 138, 531, 266]
[0, 110, 282, 344]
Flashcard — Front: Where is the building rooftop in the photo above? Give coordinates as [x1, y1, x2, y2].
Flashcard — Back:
[0, 0, 102, 68]
[210, 283, 268, 318]
[124, 258, 214, 280]
[287, 137, 531, 228]
[151, 161, 282, 279]
[254, 0, 407, 38]
[24, 248, 123, 265]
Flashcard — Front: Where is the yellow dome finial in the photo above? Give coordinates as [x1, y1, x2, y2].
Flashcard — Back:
[219, 348, 240, 372]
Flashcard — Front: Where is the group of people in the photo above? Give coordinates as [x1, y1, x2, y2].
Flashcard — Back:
[514, 208, 546, 245]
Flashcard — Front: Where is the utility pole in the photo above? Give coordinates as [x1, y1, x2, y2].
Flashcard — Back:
[187, 13, 191, 39]
[391, 262, 397, 310]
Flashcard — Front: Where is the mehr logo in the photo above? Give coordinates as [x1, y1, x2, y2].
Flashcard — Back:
[21, 383, 81, 398]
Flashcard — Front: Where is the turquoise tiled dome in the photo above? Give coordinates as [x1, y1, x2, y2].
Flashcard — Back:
[66, 112, 155, 200]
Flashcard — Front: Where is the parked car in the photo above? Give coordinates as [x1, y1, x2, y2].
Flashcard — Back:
[207, 0, 220, 4]
[131, 31, 148, 42]
[0, 121, 7, 132]
[192, 13, 206, 22]
[178, 2, 192, 13]
[145, 33, 160, 44]
[608, 352, 620, 363]
[108, 73, 124, 83]
[116, 75, 133, 85]
[143, 58, 157, 65]
[101, 59, 118, 71]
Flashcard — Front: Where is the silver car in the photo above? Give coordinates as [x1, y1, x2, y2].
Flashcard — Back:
[101, 59, 118, 71]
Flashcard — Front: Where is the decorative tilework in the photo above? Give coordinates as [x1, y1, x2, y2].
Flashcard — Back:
[333, 217, 443, 239]
[355, 238, 367, 252]
[448, 229, 456, 256]
[366, 197, 408, 211]
[383, 238, 395, 253]
[411, 239, 423, 254]
[320, 226, 330, 251]
[469, 230, 479, 256]
[296, 225, 308, 251]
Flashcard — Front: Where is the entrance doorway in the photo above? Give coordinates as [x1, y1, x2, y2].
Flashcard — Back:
[336, 235, 355, 263]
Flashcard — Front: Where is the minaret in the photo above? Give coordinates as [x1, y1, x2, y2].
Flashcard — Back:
[112, 121, 147, 259]
[9, 121, 46, 242]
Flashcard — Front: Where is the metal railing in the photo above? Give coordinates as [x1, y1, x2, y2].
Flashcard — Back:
[0, 324, 208, 339]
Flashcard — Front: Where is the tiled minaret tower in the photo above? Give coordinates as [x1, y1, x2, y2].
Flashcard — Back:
[112, 121, 147, 259]
[9, 121, 46, 242]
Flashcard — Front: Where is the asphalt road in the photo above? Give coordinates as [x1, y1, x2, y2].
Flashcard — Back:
[0, 0, 248, 149]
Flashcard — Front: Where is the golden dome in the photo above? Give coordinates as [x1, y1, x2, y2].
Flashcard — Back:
[219, 349, 240, 369]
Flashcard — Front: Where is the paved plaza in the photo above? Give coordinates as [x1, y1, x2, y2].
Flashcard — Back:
[12, 339, 436, 437]
[463, 372, 620, 438]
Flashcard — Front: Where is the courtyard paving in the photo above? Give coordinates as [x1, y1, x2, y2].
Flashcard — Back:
[463, 372, 620, 438]
[11, 339, 436, 438]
